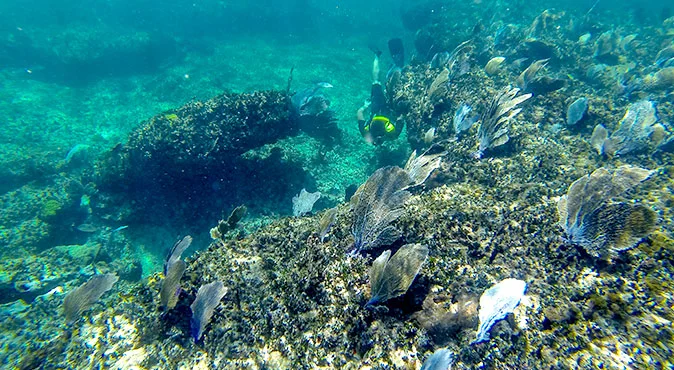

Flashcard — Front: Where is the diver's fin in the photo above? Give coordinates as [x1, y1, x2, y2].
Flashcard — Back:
[388, 38, 405, 68]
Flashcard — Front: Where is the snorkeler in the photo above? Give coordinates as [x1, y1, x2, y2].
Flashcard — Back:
[357, 38, 405, 145]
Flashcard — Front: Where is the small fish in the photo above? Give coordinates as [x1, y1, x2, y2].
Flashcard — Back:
[112, 225, 128, 232]
[76, 224, 98, 233]
[316, 82, 333, 88]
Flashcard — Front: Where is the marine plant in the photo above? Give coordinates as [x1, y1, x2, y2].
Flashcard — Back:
[367, 243, 429, 306]
[403, 148, 446, 188]
[594, 30, 622, 60]
[317, 207, 337, 243]
[644, 67, 674, 90]
[190, 281, 227, 342]
[590, 101, 664, 156]
[427, 68, 450, 99]
[484, 57, 505, 75]
[557, 166, 656, 259]
[163, 235, 192, 275]
[420, 347, 454, 370]
[350, 166, 411, 253]
[474, 278, 527, 343]
[160, 235, 192, 310]
[474, 86, 532, 159]
[608, 100, 661, 155]
[590, 124, 609, 155]
[292, 188, 321, 217]
[430, 40, 471, 78]
[424, 127, 436, 144]
[453, 103, 478, 138]
[654, 44, 674, 67]
[209, 205, 247, 241]
[566, 97, 588, 126]
[63, 273, 118, 324]
[160, 260, 186, 310]
[516, 59, 549, 91]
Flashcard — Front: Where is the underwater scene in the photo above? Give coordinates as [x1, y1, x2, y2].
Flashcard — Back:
[2, 0, 674, 368]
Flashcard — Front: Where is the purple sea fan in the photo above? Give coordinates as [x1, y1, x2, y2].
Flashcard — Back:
[190, 281, 227, 342]
[160, 260, 186, 310]
[160, 235, 192, 311]
[608, 100, 661, 156]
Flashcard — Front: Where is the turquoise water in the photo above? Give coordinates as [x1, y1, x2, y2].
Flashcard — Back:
[1, 0, 674, 368]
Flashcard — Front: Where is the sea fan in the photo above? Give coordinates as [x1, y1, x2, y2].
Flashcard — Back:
[190, 281, 227, 342]
[368, 243, 429, 306]
[557, 165, 656, 258]
[350, 166, 411, 253]
[63, 273, 118, 324]
[474, 86, 531, 159]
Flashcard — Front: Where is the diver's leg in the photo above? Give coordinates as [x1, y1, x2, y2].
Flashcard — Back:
[370, 83, 387, 114]
[372, 54, 380, 84]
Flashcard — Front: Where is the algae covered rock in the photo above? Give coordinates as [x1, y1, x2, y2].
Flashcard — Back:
[95, 89, 310, 224]
[101, 90, 295, 181]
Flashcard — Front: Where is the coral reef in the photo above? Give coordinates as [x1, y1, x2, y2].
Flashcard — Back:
[4, 1, 674, 369]
[94, 90, 311, 226]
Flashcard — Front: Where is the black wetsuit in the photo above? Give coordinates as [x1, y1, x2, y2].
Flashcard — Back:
[358, 83, 400, 144]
